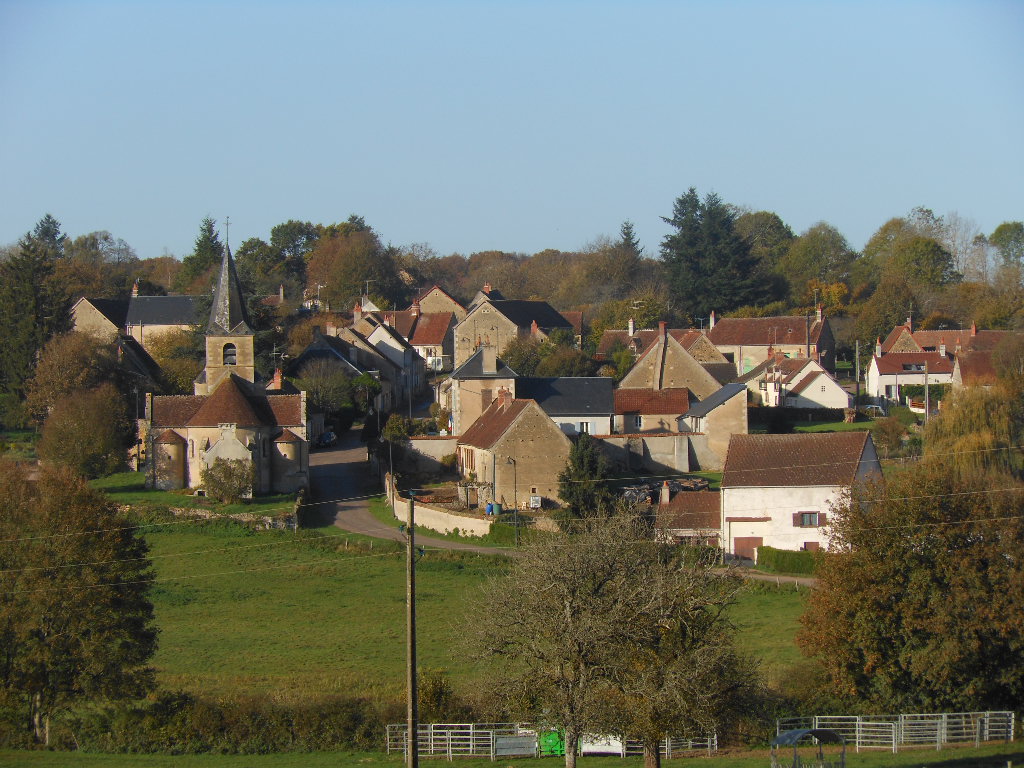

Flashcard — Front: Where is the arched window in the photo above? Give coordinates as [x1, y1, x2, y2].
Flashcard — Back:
[223, 343, 237, 365]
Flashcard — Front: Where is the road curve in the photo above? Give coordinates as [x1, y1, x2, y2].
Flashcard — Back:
[304, 427, 508, 556]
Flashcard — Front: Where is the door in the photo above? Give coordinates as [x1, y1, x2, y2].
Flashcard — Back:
[733, 536, 763, 562]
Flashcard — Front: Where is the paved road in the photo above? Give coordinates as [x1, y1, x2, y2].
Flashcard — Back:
[305, 428, 508, 556]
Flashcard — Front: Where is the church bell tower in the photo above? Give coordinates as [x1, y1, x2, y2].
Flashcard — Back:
[196, 245, 255, 395]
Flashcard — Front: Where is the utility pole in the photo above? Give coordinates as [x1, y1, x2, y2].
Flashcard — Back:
[924, 360, 930, 427]
[855, 340, 861, 406]
[406, 493, 418, 768]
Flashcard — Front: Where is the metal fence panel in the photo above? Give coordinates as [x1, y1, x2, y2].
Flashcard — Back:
[856, 721, 896, 753]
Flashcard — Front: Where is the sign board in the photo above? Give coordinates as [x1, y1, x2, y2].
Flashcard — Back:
[493, 734, 538, 758]
[529, 495, 542, 509]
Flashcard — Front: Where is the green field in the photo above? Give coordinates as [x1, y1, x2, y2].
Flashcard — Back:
[3, 742, 1021, 768]
[142, 518, 806, 701]
[93, 472, 296, 517]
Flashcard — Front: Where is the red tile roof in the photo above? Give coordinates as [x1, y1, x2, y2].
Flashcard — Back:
[458, 398, 531, 449]
[614, 388, 689, 415]
[955, 351, 998, 385]
[656, 490, 721, 530]
[409, 312, 454, 346]
[187, 377, 263, 426]
[154, 429, 185, 444]
[722, 432, 873, 488]
[708, 316, 824, 346]
[560, 311, 584, 336]
[151, 396, 206, 427]
[266, 395, 304, 426]
[872, 352, 954, 375]
[274, 428, 302, 443]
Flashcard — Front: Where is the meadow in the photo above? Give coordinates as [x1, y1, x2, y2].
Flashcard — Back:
[139, 514, 813, 703]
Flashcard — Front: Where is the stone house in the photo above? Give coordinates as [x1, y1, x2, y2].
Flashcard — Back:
[720, 431, 880, 559]
[678, 383, 748, 470]
[411, 284, 468, 321]
[142, 247, 309, 495]
[441, 345, 519, 435]
[70, 297, 129, 341]
[706, 307, 835, 374]
[514, 376, 615, 436]
[456, 390, 572, 509]
[618, 323, 731, 400]
[613, 388, 690, 434]
[381, 306, 458, 373]
[454, 285, 579, 367]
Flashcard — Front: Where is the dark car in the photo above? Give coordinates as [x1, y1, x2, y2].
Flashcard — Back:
[315, 431, 337, 449]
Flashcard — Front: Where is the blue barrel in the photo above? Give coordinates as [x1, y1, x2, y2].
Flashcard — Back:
[485, 502, 493, 515]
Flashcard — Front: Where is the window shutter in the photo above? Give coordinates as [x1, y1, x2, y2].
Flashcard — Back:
[818, 512, 827, 526]
[792, 513, 802, 527]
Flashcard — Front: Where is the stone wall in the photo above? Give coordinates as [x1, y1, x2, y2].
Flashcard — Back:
[406, 435, 458, 473]
[597, 434, 691, 474]
[385, 472, 493, 537]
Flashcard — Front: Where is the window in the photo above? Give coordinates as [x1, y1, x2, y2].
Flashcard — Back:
[793, 511, 821, 527]
[223, 343, 237, 365]
[632, 414, 642, 430]
[578, 422, 590, 434]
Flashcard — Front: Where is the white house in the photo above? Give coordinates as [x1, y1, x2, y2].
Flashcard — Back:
[741, 356, 850, 408]
[865, 352, 954, 403]
[720, 431, 881, 559]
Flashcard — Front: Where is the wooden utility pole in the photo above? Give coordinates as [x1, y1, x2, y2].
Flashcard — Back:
[406, 493, 418, 768]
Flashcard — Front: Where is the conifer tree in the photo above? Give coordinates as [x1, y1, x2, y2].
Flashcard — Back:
[175, 216, 224, 290]
[0, 215, 71, 402]
[660, 188, 769, 322]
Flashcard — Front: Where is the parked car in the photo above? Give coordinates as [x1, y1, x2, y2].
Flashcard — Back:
[862, 404, 886, 418]
[315, 431, 337, 449]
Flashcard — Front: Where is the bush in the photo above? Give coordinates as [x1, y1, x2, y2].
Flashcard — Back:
[37, 382, 131, 478]
[200, 458, 256, 503]
[757, 545, 819, 575]
[440, 453, 457, 471]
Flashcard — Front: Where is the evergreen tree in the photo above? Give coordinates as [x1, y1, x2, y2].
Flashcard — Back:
[556, 433, 613, 530]
[660, 188, 769, 322]
[0, 216, 72, 401]
[175, 216, 224, 291]
[618, 220, 643, 257]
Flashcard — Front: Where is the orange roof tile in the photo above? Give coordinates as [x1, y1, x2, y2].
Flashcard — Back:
[723, 432, 872, 488]
[614, 388, 689, 415]
[458, 399, 531, 449]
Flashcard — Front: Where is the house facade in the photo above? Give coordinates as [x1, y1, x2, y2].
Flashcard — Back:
[456, 392, 572, 509]
[720, 432, 880, 559]
[442, 345, 518, 435]
[740, 356, 849, 408]
[514, 377, 615, 436]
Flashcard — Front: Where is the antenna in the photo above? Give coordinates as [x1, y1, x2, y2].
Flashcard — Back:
[224, 216, 230, 249]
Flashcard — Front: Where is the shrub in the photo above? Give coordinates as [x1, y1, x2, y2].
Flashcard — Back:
[201, 458, 256, 503]
[37, 382, 131, 478]
[440, 453, 457, 471]
[757, 545, 819, 575]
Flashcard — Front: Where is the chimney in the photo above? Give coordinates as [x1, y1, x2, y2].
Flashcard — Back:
[497, 386, 512, 408]
[659, 320, 667, 339]
[411, 300, 420, 318]
[353, 302, 362, 322]
[131, 279, 139, 297]
[971, 321, 977, 337]
[939, 337, 946, 357]
[278, 284, 285, 302]
[709, 311, 716, 329]
[660, 481, 671, 506]
[325, 322, 337, 336]
[483, 282, 492, 294]
[269, 368, 283, 391]
[482, 344, 497, 374]
[907, 315, 913, 332]
[816, 303, 823, 322]
[875, 337, 882, 357]
[628, 317, 635, 336]
[531, 319, 539, 337]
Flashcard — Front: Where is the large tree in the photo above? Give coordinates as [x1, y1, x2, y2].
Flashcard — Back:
[0, 215, 72, 402]
[556, 433, 612, 530]
[0, 464, 157, 744]
[989, 221, 1024, 268]
[36, 382, 132, 479]
[660, 188, 770, 322]
[798, 460, 1024, 711]
[175, 216, 224, 291]
[474, 513, 753, 768]
[776, 222, 856, 299]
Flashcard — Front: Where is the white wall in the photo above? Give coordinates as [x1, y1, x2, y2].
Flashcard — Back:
[723, 485, 845, 555]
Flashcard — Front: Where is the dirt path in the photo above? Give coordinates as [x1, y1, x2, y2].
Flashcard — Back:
[305, 428, 507, 556]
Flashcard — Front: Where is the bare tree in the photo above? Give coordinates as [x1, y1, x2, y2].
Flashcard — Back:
[472, 512, 755, 768]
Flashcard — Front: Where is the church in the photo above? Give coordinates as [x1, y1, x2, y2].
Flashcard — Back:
[140, 247, 310, 494]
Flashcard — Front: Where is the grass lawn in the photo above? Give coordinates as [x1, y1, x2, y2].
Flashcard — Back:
[92, 472, 296, 517]
[2, 742, 1021, 767]
[142, 518, 805, 702]
[793, 420, 873, 433]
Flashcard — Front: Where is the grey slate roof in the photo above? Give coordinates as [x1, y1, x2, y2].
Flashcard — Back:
[683, 383, 747, 418]
[87, 297, 129, 327]
[126, 295, 202, 326]
[515, 377, 614, 416]
[450, 347, 518, 379]
[207, 246, 253, 335]
[487, 300, 574, 331]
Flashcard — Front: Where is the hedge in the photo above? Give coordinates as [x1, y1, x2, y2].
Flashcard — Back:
[756, 545, 820, 575]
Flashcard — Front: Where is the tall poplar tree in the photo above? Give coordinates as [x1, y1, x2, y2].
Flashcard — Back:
[660, 188, 769, 322]
[0, 215, 72, 404]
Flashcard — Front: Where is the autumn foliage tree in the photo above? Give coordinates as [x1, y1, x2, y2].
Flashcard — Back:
[798, 460, 1024, 711]
[0, 464, 157, 744]
[37, 382, 132, 479]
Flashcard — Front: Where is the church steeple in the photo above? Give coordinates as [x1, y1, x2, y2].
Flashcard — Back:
[196, 244, 256, 395]
[207, 245, 252, 336]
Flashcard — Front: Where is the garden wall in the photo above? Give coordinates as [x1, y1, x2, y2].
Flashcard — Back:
[384, 472, 492, 537]
[405, 435, 458, 473]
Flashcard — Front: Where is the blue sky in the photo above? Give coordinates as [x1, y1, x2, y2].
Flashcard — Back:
[1, 1, 1022, 262]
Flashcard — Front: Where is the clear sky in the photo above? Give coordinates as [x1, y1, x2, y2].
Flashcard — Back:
[1, 0, 1022, 262]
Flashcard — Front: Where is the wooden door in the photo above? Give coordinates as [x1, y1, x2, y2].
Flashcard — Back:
[733, 536, 763, 561]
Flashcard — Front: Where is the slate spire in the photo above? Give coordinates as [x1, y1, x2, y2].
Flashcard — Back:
[207, 244, 252, 335]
